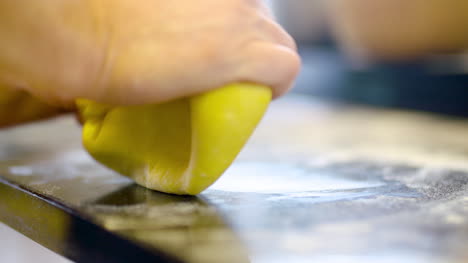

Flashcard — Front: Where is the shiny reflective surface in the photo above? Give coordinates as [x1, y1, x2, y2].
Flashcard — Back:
[0, 96, 467, 263]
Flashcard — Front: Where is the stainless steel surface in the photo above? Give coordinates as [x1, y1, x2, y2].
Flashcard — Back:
[0, 95, 467, 263]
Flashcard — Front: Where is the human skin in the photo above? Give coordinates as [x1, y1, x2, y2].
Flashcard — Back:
[328, 0, 468, 61]
[0, 0, 300, 126]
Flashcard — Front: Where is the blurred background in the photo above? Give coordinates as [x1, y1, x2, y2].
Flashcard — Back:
[0, 223, 70, 263]
[270, 0, 468, 117]
[2, 1, 468, 262]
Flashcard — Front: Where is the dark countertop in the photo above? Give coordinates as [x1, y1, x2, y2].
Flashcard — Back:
[0, 95, 467, 263]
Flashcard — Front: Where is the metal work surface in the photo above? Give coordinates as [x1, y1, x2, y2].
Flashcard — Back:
[0, 96, 467, 263]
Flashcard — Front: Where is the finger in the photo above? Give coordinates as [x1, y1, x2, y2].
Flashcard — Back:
[0, 86, 66, 128]
[256, 17, 298, 51]
[236, 42, 301, 98]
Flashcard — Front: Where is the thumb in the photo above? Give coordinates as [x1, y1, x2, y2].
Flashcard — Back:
[0, 84, 66, 128]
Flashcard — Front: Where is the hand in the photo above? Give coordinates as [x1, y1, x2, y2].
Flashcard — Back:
[0, 0, 300, 125]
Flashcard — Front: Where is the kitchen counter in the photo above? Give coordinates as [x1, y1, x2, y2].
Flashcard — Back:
[0, 95, 467, 263]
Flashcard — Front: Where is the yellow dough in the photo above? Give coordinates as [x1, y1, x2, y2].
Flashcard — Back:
[77, 83, 271, 195]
